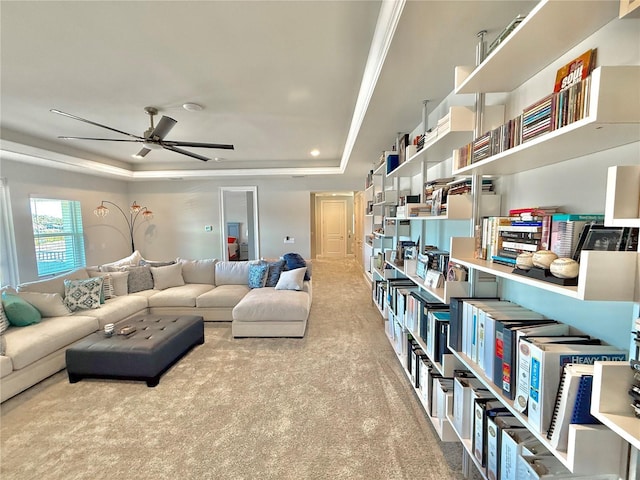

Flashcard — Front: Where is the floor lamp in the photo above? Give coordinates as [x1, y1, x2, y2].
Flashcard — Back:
[94, 200, 153, 253]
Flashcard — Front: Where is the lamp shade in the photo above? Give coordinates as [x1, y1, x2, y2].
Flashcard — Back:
[94, 204, 109, 217]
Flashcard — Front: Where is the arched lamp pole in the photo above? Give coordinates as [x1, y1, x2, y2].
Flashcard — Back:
[94, 200, 153, 253]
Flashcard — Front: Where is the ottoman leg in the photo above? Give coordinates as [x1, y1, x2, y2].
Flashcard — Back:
[68, 373, 82, 384]
[146, 375, 160, 387]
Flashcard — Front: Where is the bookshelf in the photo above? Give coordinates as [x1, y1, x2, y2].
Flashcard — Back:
[361, 1, 639, 478]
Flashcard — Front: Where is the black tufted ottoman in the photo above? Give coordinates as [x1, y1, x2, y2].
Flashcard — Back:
[66, 314, 204, 387]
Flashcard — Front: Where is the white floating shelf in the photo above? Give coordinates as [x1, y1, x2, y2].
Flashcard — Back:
[449, 237, 638, 301]
[454, 0, 618, 94]
[605, 165, 640, 228]
[453, 66, 640, 176]
[591, 361, 640, 451]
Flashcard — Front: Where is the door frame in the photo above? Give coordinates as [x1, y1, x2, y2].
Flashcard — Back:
[220, 186, 260, 261]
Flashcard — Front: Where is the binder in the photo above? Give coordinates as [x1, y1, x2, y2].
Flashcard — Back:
[474, 399, 510, 468]
[527, 343, 626, 433]
[487, 415, 524, 480]
[448, 296, 499, 353]
[546, 363, 594, 451]
[513, 335, 594, 415]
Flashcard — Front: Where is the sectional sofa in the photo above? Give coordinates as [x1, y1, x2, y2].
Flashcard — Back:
[0, 254, 312, 402]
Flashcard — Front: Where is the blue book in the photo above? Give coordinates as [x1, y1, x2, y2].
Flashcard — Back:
[570, 375, 599, 424]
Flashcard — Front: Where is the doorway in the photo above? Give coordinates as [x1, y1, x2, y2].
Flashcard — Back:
[220, 186, 259, 261]
[313, 193, 354, 259]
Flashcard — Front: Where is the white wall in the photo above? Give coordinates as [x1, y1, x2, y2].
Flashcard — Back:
[0, 158, 360, 283]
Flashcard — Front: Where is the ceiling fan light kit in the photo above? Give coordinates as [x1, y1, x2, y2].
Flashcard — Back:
[51, 106, 233, 162]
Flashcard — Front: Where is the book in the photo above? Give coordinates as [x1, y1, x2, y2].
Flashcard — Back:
[553, 48, 597, 93]
[571, 374, 599, 424]
[546, 363, 595, 451]
[549, 213, 604, 258]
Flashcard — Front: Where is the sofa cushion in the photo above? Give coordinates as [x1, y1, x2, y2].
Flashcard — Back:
[196, 285, 250, 308]
[215, 261, 252, 285]
[63, 277, 103, 312]
[275, 267, 306, 291]
[4, 315, 98, 370]
[248, 263, 269, 288]
[77, 295, 148, 327]
[0, 355, 12, 378]
[148, 284, 214, 308]
[150, 263, 185, 290]
[233, 287, 311, 322]
[17, 292, 71, 317]
[178, 258, 217, 285]
[87, 270, 130, 297]
[17, 268, 90, 297]
[2, 291, 42, 326]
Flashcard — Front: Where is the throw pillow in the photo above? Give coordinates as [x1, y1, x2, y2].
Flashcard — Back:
[248, 262, 269, 289]
[140, 259, 176, 267]
[99, 250, 142, 271]
[177, 258, 216, 285]
[150, 263, 185, 290]
[1, 291, 42, 326]
[114, 265, 153, 293]
[17, 292, 71, 317]
[265, 259, 286, 287]
[282, 252, 311, 281]
[88, 270, 129, 297]
[274, 267, 307, 291]
[0, 300, 10, 334]
[63, 277, 103, 312]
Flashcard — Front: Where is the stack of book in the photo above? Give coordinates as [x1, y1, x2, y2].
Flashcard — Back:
[521, 93, 554, 143]
[550, 213, 604, 259]
[472, 131, 492, 162]
[447, 177, 495, 196]
[424, 177, 453, 216]
[453, 142, 473, 170]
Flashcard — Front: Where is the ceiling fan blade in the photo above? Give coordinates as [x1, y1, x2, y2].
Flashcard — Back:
[51, 109, 143, 140]
[134, 147, 151, 158]
[151, 116, 177, 140]
[162, 144, 210, 162]
[163, 141, 234, 150]
[58, 136, 142, 142]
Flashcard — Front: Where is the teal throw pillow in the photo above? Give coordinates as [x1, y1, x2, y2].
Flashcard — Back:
[1, 291, 42, 326]
[248, 262, 269, 289]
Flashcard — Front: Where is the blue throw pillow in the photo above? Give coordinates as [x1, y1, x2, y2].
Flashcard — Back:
[248, 262, 269, 288]
[282, 253, 310, 281]
[265, 259, 286, 287]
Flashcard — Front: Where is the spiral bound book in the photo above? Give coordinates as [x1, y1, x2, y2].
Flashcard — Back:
[547, 363, 595, 451]
[570, 374, 599, 425]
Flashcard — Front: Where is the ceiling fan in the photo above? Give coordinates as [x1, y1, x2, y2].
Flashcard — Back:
[51, 106, 234, 162]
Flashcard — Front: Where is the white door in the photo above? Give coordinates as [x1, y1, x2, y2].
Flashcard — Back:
[321, 199, 346, 257]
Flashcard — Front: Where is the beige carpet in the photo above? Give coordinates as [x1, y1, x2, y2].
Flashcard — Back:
[1, 258, 480, 480]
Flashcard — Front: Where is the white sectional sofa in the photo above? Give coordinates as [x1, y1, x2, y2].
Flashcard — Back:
[0, 255, 312, 402]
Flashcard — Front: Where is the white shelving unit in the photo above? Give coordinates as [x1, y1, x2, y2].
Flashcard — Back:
[362, 2, 639, 478]
[454, 66, 640, 176]
[454, 0, 618, 94]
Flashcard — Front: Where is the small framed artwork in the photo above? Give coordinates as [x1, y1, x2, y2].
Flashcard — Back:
[397, 133, 409, 165]
[573, 224, 626, 261]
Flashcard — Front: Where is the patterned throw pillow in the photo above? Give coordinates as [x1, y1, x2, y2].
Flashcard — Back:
[248, 262, 269, 289]
[63, 277, 103, 312]
[265, 259, 286, 287]
[110, 265, 153, 293]
[282, 252, 310, 281]
[0, 300, 10, 335]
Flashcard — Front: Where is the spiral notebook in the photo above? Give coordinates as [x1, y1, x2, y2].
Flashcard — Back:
[546, 363, 597, 451]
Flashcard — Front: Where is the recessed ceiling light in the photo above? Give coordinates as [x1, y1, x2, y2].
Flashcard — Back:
[310, 149, 320, 157]
[131, 153, 143, 159]
[183, 102, 204, 112]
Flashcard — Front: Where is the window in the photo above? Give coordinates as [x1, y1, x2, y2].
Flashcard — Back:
[30, 198, 86, 277]
[1, 178, 19, 286]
